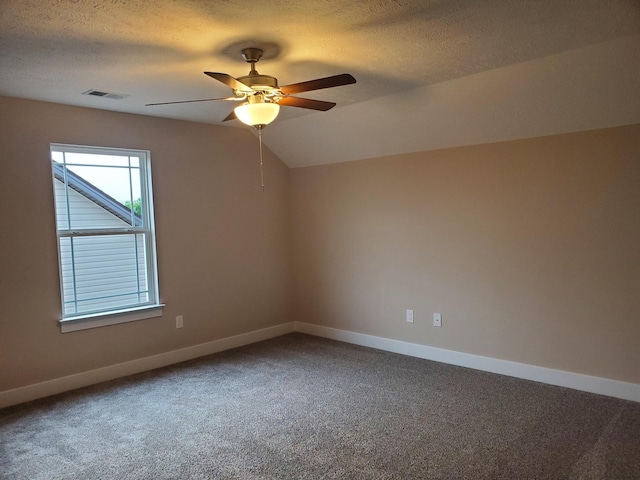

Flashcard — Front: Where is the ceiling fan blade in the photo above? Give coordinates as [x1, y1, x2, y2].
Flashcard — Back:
[145, 97, 238, 106]
[279, 73, 356, 95]
[222, 110, 238, 122]
[277, 96, 336, 111]
[204, 72, 252, 92]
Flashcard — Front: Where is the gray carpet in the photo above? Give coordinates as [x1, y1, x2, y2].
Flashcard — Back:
[1, 333, 639, 479]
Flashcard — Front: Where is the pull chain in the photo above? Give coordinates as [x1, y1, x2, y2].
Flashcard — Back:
[257, 125, 265, 191]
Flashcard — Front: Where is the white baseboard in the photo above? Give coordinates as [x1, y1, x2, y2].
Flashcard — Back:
[0, 322, 295, 409]
[294, 322, 640, 403]
[3, 320, 638, 409]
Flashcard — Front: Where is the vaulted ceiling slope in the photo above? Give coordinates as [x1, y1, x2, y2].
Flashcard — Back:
[1, 0, 639, 167]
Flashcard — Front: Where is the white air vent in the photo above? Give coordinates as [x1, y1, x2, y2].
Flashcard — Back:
[82, 89, 130, 100]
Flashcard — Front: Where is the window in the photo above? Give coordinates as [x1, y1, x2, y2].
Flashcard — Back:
[51, 144, 162, 332]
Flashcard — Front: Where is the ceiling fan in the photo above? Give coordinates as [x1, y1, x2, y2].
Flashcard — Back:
[147, 47, 356, 189]
[146, 47, 356, 127]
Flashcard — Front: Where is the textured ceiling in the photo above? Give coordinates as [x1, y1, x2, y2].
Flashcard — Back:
[1, 0, 639, 167]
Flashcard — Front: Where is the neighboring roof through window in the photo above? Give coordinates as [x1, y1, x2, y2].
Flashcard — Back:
[52, 162, 142, 226]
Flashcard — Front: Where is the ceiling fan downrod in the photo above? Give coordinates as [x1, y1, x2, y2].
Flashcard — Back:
[242, 48, 263, 76]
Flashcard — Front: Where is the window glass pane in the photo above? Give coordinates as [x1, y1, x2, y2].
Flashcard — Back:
[69, 164, 132, 200]
[62, 152, 130, 167]
[53, 175, 70, 230]
[59, 237, 76, 315]
[60, 234, 150, 316]
[129, 167, 143, 224]
[53, 163, 143, 229]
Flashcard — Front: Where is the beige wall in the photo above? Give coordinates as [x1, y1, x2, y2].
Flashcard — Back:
[291, 125, 640, 384]
[0, 96, 292, 391]
[1, 94, 638, 394]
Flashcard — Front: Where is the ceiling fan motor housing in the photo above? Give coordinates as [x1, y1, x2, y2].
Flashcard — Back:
[237, 74, 279, 92]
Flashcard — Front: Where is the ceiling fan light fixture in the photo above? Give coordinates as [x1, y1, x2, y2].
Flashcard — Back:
[234, 102, 280, 127]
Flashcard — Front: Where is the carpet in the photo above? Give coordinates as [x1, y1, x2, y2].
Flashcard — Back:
[1, 333, 639, 479]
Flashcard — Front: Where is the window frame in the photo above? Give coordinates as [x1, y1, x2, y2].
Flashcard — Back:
[50, 143, 163, 332]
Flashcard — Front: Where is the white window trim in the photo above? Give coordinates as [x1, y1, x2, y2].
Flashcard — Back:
[59, 304, 165, 333]
[51, 143, 163, 333]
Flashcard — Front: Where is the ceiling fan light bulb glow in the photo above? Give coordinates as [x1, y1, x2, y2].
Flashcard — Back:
[234, 102, 280, 126]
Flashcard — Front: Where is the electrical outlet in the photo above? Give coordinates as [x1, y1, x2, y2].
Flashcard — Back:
[433, 313, 442, 327]
[176, 315, 184, 329]
[406, 309, 414, 323]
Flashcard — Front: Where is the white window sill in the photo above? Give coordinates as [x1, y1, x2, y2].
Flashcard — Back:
[59, 304, 165, 333]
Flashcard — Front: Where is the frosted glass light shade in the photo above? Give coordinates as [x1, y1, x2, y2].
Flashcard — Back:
[234, 102, 280, 126]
